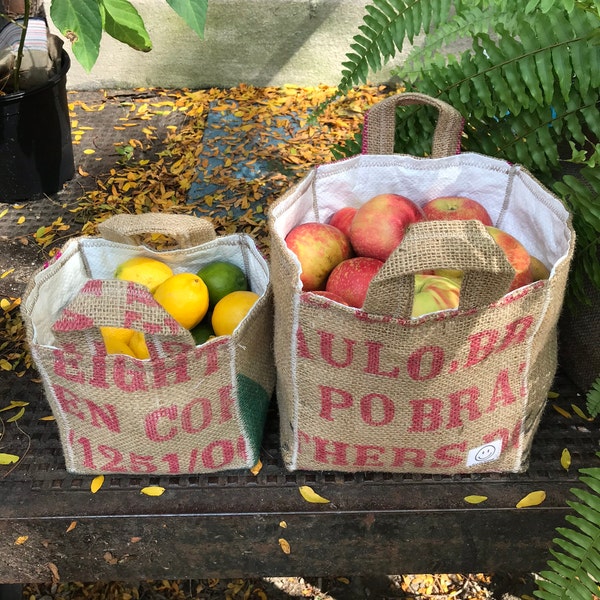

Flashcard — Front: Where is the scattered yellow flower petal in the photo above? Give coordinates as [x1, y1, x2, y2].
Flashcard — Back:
[0, 453, 20, 464]
[83, 148, 96, 154]
[141, 486, 165, 496]
[39, 415, 56, 421]
[17, 216, 25, 224]
[250, 459, 262, 475]
[278, 538, 291, 554]
[66, 521, 77, 532]
[279, 521, 287, 528]
[516, 490, 546, 508]
[547, 391, 559, 399]
[90, 475, 104, 494]
[464, 495, 488, 504]
[553, 404, 571, 418]
[571, 404, 592, 420]
[14, 536, 28, 545]
[299, 485, 330, 504]
[7, 407, 25, 422]
[561, 448, 572, 471]
[1, 268, 15, 278]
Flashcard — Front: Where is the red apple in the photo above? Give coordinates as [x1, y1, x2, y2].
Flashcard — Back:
[485, 226, 532, 291]
[325, 257, 384, 308]
[285, 222, 353, 291]
[423, 196, 493, 226]
[305, 290, 350, 306]
[412, 274, 461, 317]
[328, 207, 357, 239]
[530, 255, 550, 281]
[350, 194, 423, 261]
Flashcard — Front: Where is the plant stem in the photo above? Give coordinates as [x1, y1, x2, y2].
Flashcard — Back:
[12, 0, 29, 91]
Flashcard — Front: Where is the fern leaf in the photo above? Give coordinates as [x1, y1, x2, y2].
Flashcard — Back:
[586, 378, 600, 417]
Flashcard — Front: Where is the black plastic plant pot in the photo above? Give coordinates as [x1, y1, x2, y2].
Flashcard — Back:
[0, 50, 75, 203]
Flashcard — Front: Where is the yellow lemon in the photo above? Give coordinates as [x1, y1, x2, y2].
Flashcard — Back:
[129, 330, 150, 359]
[100, 326, 134, 346]
[102, 335, 137, 357]
[153, 272, 209, 330]
[115, 256, 173, 293]
[211, 290, 260, 336]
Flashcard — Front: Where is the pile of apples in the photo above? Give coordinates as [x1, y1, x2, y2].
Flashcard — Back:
[284, 194, 550, 317]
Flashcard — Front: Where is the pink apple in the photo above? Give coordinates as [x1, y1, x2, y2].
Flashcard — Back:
[328, 207, 357, 239]
[285, 222, 353, 291]
[350, 194, 423, 261]
[305, 290, 350, 306]
[530, 255, 550, 282]
[423, 196, 493, 225]
[432, 268, 464, 286]
[412, 274, 461, 317]
[485, 226, 532, 291]
[325, 257, 384, 308]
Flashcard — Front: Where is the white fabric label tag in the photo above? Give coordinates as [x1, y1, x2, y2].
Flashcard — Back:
[467, 439, 503, 467]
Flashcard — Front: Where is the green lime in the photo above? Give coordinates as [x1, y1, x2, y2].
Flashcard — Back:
[190, 318, 215, 345]
[197, 261, 248, 307]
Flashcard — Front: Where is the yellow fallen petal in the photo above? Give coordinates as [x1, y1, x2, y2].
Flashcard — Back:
[90, 475, 104, 494]
[547, 391, 559, 399]
[552, 404, 571, 418]
[7, 407, 25, 422]
[571, 404, 592, 421]
[14, 536, 28, 545]
[299, 485, 330, 504]
[250, 459, 262, 475]
[279, 521, 287, 528]
[516, 490, 546, 508]
[561, 448, 572, 471]
[141, 486, 165, 496]
[0, 453, 20, 465]
[464, 495, 488, 504]
[278, 538, 291, 554]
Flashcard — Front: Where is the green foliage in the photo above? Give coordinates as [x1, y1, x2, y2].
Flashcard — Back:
[586, 377, 600, 417]
[49, 0, 207, 73]
[334, 0, 600, 304]
[535, 461, 600, 599]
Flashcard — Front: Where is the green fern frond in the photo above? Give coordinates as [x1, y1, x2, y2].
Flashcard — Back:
[338, 0, 457, 94]
[586, 377, 600, 417]
[535, 463, 600, 599]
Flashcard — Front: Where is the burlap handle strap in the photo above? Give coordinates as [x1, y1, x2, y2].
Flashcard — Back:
[362, 220, 515, 318]
[51, 279, 193, 346]
[363, 92, 464, 157]
[98, 213, 217, 249]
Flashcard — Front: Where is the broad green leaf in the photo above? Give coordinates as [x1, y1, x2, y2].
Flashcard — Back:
[101, 0, 152, 52]
[165, 0, 208, 39]
[50, 0, 103, 72]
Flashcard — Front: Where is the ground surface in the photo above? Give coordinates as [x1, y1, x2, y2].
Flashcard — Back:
[1, 86, 539, 600]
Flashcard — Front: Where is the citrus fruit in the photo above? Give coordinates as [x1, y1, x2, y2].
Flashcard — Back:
[190, 318, 215, 345]
[211, 290, 260, 336]
[152, 272, 209, 330]
[100, 328, 137, 357]
[129, 330, 150, 359]
[197, 261, 248, 306]
[115, 256, 173, 293]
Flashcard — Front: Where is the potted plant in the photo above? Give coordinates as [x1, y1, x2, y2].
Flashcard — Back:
[0, 0, 208, 202]
[329, 1, 600, 596]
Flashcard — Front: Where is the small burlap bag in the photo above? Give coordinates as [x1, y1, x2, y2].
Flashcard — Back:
[268, 92, 575, 474]
[22, 213, 275, 475]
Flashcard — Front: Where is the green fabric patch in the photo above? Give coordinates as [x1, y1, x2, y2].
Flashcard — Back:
[236, 373, 271, 461]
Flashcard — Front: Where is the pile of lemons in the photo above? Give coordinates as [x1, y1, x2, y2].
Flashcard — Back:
[100, 256, 259, 357]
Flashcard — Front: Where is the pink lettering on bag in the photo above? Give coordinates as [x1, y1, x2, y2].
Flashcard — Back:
[408, 398, 443, 432]
[201, 439, 235, 469]
[319, 385, 354, 421]
[313, 436, 349, 466]
[431, 441, 468, 468]
[152, 355, 190, 388]
[486, 368, 517, 413]
[364, 340, 400, 378]
[447, 386, 481, 429]
[53, 385, 120, 432]
[81, 279, 103, 296]
[360, 393, 395, 426]
[113, 355, 148, 392]
[53, 384, 86, 420]
[89, 342, 110, 388]
[296, 326, 313, 359]
[53, 344, 84, 383]
[219, 385, 235, 422]
[464, 328, 500, 368]
[181, 397, 212, 434]
[53, 308, 95, 332]
[496, 315, 534, 353]
[406, 346, 445, 381]
[391, 447, 427, 468]
[145, 405, 178, 442]
[355, 444, 386, 467]
[318, 330, 356, 368]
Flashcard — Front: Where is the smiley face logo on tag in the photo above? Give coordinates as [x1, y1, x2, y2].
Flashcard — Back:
[467, 439, 502, 467]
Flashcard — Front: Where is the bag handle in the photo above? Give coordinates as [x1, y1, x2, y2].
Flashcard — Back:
[97, 213, 217, 249]
[362, 220, 515, 318]
[51, 279, 195, 350]
[362, 92, 464, 158]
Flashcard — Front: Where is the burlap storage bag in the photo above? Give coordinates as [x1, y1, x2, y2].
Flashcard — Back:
[268, 93, 575, 474]
[22, 213, 275, 475]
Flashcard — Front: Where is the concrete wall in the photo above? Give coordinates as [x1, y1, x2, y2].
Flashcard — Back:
[47, 0, 405, 90]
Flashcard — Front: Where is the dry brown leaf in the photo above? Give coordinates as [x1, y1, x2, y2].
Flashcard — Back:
[278, 538, 291, 554]
[66, 521, 77, 532]
[516, 490, 546, 508]
[130, 536, 142, 543]
[47, 562, 60, 583]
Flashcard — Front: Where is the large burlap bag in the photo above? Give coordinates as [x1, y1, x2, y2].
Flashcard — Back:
[22, 213, 275, 475]
[268, 93, 575, 474]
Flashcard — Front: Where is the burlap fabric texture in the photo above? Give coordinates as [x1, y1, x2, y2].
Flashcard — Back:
[22, 213, 275, 475]
[268, 92, 575, 475]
